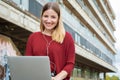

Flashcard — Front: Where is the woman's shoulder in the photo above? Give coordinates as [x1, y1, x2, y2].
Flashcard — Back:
[30, 31, 41, 37]
[64, 32, 74, 41]
[28, 31, 42, 39]
[65, 32, 72, 38]
[63, 32, 74, 44]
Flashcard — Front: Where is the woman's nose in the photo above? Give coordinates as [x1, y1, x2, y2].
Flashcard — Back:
[47, 17, 52, 22]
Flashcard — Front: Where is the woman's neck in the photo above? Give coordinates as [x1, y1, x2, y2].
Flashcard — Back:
[43, 29, 53, 36]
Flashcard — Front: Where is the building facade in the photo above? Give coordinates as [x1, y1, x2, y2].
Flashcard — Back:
[0, 0, 117, 80]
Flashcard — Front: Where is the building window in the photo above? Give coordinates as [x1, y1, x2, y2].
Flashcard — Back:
[29, 0, 42, 18]
[75, 33, 81, 46]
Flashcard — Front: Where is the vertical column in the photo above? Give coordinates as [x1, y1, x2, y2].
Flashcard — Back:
[104, 72, 106, 80]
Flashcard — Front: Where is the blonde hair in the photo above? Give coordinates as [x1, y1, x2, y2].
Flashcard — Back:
[0, 34, 21, 56]
[40, 2, 65, 44]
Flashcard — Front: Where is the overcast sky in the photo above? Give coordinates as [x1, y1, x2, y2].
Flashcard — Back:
[108, 0, 120, 77]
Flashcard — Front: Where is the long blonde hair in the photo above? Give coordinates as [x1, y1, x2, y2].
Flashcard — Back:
[40, 2, 65, 44]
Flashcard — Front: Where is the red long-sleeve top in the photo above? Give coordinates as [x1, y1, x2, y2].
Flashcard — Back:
[25, 32, 75, 80]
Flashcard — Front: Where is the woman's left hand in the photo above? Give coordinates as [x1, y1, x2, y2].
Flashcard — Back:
[51, 77, 62, 80]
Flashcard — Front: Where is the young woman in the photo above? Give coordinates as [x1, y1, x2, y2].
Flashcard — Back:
[25, 2, 75, 80]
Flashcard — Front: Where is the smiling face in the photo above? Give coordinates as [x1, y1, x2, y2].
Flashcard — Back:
[40, 2, 65, 43]
[42, 9, 59, 31]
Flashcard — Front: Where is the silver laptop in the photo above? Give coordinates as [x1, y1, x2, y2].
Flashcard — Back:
[7, 56, 51, 80]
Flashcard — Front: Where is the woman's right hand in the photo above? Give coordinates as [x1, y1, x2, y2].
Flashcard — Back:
[51, 77, 55, 80]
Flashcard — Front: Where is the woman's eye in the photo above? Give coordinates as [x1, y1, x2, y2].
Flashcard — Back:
[51, 16, 56, 18]
[43, 15, 48, 17]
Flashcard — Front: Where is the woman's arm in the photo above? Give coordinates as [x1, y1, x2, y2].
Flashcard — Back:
[52, 32, 75, 80]
[25, 33, 34, 56]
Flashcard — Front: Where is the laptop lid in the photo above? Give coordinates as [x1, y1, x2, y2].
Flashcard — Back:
[7, 56, 51, 80]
